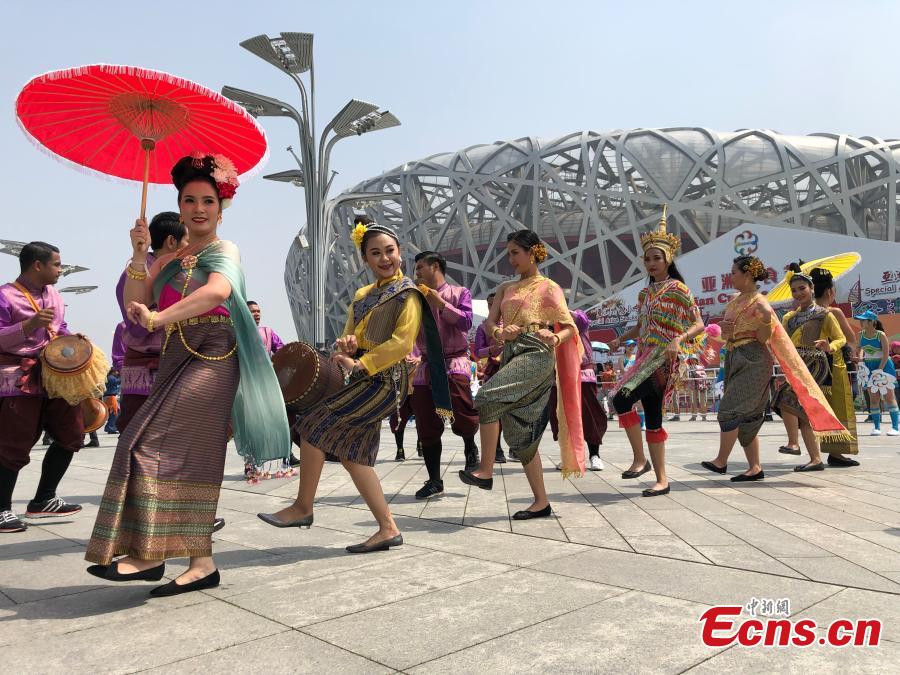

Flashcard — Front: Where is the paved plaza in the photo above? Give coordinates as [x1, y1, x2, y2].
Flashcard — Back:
[1, 418, 899, 673]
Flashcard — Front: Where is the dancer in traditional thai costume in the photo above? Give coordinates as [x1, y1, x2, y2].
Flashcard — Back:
[258, 220, 451, 552]
[772, 264, 853, 470]
[458, 229, 585, 519]
[0, 242, 85, 533]
[551, 310, 607, 471]
[855, 309, 899, 436]
[811, 268, 860, 463]
[86, 153, 289, 596]
[608, 208, 704, 496]
[113, 212, 187, 433]
[701, 256, 776, 480]
[410, 251, 480, 498]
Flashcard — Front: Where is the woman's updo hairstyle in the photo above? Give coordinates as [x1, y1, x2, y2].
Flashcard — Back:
[810, 267, 834, 300]
[171, 155, 219, 201]
[507, 229, 547, 262]
[787, 261, 813, 287]
[733, 255, 769, 283]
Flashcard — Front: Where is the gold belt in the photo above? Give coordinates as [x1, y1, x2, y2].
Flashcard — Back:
[726, 337, 756, 348]
[521, 323, 550, 335]
[174, 315, 233, 328]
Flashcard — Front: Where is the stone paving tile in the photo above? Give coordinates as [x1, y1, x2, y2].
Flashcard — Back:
[302, 569, 624, 670]
[227, 550, 511, 628]
[1, 601, 286, 674]
[0, 545, 115, 604]
[695, 544, 806, 578]
[0, 525, 77, 560]
[702, 513, 832, 558]
[625, 534, 709, 562]
[562, 524, 633, 550]
[852, 528, 900, 553]
[776, 556, 900, 593]
[647, 507, 743, 546]
[783, 522, 900, 573]
[144, 631, 394, 674]
[531, 548, 841, 610]
[0, 584, 209, 648]
[409, 590, 722, 674]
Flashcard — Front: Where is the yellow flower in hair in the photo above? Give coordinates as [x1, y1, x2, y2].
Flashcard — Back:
[351, 222, 368, 247]
[532, 243, 548, 263]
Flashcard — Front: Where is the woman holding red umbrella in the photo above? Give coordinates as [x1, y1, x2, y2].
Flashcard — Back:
[85, 153, 289, 597]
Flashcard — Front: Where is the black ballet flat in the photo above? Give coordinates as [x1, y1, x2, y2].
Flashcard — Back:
[622, 461, 652, 479]
[87, 561, 165, 582]
[778, 445, 802, 456]
[257, 512, 314, 528]
[794, 462, 825, 472]
[731, 471, 764, 482]
[642, 485, 670, 497]
[212, 517, 225, 533]
[150, 569, 220, 597]
[827, 455, 860, 468]
[701, 461, 728, 475]
[458, 469, 493, 490]
[512, 505, 552, 520]
[346, 534, 403, 554]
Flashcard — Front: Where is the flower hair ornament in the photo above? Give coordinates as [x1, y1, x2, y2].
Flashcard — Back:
[175, 152, 240, 208]
[531, 242, 548, 263]
[747, 258, 767, 280]
[351, 220, 368, 247]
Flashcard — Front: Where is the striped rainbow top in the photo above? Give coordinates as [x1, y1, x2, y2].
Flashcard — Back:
[637, 279, 698, 351]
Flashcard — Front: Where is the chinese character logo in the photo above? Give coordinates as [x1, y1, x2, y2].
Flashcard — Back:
[734, 230, 759, 256]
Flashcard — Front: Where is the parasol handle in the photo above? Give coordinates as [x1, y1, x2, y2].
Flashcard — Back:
[139, 138, 155, 221]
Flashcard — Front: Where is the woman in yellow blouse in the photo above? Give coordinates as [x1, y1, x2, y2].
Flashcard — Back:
[772, 263, 846, 471]
[258, 221, 452, 553]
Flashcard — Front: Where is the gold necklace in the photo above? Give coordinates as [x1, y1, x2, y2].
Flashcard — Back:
[164, 240, 237, 362]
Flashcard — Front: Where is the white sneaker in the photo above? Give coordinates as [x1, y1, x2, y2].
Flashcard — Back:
[589, 455, 604, 471]
[888, 428, 900, 436]
[871, 428, 882, 436]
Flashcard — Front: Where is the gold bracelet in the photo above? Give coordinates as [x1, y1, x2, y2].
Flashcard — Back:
[147, 311, 157, 332]
[552, 333, 561, 346]
[492, 326, 503, 340]
[126, 265, 148, 281]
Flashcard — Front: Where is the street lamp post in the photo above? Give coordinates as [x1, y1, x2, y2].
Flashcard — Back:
[224, 32, 400, 348]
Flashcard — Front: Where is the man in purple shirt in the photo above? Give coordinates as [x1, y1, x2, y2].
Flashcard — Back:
[113, 212, 186, 432]
[247, 301, 284, 356]
[409, 251, 480, 499]
[0, 242, 84, 533]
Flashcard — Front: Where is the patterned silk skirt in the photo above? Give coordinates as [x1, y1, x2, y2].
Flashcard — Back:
[773, 347, 831, 425]
[474, 333, 556, 465]
[718, 341, 773, 447]
[298, 363, 409, 466]
[85, 322, 238, 564]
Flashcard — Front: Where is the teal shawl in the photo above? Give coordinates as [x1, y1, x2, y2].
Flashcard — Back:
[152, 240, 290, 464]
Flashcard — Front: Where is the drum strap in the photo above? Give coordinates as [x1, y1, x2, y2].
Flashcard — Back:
[12, 281, 56, 338]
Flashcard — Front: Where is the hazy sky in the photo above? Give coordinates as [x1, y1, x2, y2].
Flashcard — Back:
[3, 0, 899, 355]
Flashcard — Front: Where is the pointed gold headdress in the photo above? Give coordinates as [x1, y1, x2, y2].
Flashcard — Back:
[639, 205, 681, 263]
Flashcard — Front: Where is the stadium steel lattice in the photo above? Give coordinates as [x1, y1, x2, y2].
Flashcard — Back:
[285, 127, 900, 342]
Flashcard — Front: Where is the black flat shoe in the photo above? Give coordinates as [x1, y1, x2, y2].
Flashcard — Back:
[701, 460, 727, 474]
[88, 561, 165, 582]
[731, 471, 764, 482]
[778, 445, 802, 456]
[346, 534, 403, 554]
[150, 569, 220, 597]
[642, 485, 670, 497]
[257, 512, 314, 528]
[458, 469, 493, 490]
[512, 505, 552, 520]
[212, 517, 225, 533]
[794, 462, 825, 472]
[622, 461, 652, 479]
[827, 455, 860, 467]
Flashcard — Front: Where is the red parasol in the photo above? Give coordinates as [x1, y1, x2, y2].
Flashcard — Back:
[15, 64, 268, 219]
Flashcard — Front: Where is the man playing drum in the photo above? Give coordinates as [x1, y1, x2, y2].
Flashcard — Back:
[409, 251, 481, 500]
[0, 242, 84, 533]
